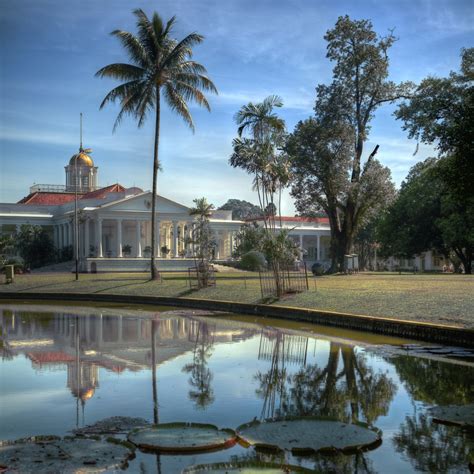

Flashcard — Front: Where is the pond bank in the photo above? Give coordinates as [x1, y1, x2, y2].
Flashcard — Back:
[1, 291, 473, 348]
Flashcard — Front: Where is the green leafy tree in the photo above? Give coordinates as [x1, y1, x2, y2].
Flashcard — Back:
[377, 158, 473, 273]
[233, 222, 266, 258]
[15, 225, 56, 269]
[189, 197, 217, 287]
[287, 16, 409, 272]
[96, 9, 217, 279]
[218, 199, 263, 220]
[395, 48, 473, 201]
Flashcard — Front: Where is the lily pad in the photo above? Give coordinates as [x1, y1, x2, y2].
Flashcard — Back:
[429, 404, 474, 428]
[237, 418, 382, 454]
[0, 436, 133, 473]
[73, 416, 150, 435]
[183, 461, 315, 473]
[128, 422, 237, 453]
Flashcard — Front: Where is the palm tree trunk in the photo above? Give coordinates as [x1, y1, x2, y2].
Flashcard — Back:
[150, 87, 161, 280]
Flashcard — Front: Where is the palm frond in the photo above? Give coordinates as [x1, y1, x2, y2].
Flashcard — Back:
[174, 81, 210, 110]
[133, 9, 157, 62]
[110, 30, 149, 68]
[173, 72, 218, 94]
[95, 63, 145, 81]
[163, 83, 194, 131]
[161, 32, 204, 70]
[98, 80, 142, 109]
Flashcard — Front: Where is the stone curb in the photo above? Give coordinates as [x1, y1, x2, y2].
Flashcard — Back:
[1, 292, 473, 348]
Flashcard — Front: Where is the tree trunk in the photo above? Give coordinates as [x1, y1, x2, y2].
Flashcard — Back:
[150, 88, 161, 280]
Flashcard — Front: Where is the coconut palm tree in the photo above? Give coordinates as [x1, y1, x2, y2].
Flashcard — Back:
[96, 9, 217, 279]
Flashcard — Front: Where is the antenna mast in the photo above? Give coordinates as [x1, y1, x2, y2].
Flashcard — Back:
[80, 112, 83, 151]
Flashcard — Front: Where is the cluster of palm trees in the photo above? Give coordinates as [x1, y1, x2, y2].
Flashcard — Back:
[96, 9, 293, 288]
[230, 95, 291, 231]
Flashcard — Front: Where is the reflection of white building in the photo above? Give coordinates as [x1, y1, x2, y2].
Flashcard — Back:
[0, 149, 332, 271]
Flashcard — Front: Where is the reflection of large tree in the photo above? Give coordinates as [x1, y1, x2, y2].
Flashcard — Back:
[256, 340, 396, 425]
[391, 355, 474, 473]
[394, 412, 474, 473]
[182, 321, 215, 409]
[391, 355, 474, 405]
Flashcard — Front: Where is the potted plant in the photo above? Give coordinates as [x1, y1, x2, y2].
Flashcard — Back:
[122, 244, 132, 257]
[144, 245, 152, 257]
[161, 245, 170, 258]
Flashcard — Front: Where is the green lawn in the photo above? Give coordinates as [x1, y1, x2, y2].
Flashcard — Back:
[1, 271, 473, 328]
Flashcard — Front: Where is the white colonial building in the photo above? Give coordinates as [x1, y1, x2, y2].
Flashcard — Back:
[0, 149, 332, 272]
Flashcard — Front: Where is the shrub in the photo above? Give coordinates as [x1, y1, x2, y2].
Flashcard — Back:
[240, 251, 267, 271]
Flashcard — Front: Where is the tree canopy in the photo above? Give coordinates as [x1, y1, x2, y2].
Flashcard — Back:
[287, 16, 404, 271]
[377, 157, 474, 273]
[218, 199, 262, 220]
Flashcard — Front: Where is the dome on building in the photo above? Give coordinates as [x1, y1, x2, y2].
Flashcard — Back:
[69, 151, 94, 167]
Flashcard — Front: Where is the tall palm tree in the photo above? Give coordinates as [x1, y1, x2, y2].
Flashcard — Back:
[96, 9, 217, 279]
[231, 96, 286, 227]
[234, 95, 285, 142]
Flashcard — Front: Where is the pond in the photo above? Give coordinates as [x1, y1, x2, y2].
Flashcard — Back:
[1, 302, 473, 473]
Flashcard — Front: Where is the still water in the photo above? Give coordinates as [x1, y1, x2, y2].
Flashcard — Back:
[1, 303, 473, 473]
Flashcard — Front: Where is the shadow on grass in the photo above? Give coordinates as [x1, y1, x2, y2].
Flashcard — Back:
[17, 281, 78, 292]
[93, 280, 152, 293]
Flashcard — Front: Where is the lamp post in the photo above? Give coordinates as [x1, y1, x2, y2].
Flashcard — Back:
[74, 113, 83, 281]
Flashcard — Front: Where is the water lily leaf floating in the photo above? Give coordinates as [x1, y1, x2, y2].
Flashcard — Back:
[0, 436, 134, 473]
[73, 416, 150, 435]
[183, 461, 315, 473]
[429, 404, 474, 428]
[128, 422, 237, 453]
[237, 418, 382, 454]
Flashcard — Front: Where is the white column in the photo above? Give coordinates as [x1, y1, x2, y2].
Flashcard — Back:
[173, 221, 179, 257]
[84, 219, 90, 257]
[186, 224, 192, 256]
[117, 219, 123, 257]
[60, 224, 64, 249]
[155, 220, 160, 257]
[317, 234, 321, 261]
[69, 222, 73, 246]
[163, 225, 168, 257]
[136, 221, 142, 257]
[97, 218, 103, 257]
[299, 234, 303, 250]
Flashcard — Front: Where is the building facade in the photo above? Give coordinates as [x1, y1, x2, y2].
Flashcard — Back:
[0, 150, 332, 271]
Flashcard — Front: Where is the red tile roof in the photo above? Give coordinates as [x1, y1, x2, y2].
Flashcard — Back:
[18, 184, 126, 205]
[81, 183, 125, 200]
[18, 192, 77, 205]
[28, 351, 76, 364]
[249, 216, 329, 224]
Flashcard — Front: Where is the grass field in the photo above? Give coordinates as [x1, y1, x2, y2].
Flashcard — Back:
[1, 271, 473, 328]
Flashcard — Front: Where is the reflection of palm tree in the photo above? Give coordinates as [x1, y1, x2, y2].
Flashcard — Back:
[151, 320, 159, 424]
[0, 324, 14, 361]
[150, 319, 162, 474]
[182, 321, 215, 409]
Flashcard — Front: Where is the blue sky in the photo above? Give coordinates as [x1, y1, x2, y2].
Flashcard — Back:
[1, 0, 472, 213]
